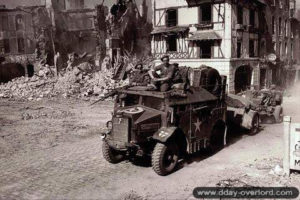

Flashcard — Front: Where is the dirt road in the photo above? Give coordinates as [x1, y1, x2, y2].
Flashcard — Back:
[0, 96, 299, 200]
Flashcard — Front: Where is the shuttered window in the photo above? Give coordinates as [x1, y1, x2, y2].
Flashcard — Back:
[1, 15, 8, 31]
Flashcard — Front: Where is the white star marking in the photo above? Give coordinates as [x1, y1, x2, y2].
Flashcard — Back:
[193, 118, 202, 133]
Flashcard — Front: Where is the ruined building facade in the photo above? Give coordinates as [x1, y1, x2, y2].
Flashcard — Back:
[0, 6, 37, 65]
[45, 0, 102, 67]
[151, 0, 293, 93]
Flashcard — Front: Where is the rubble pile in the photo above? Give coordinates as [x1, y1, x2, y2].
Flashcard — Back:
[0, 74, 56, 100]
[54, 64, 128, 98]
[0, 52, 153, 101]
[0, 63, 128, 101]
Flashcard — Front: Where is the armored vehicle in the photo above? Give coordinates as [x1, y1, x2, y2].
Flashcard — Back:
[101, 67, 227, 175]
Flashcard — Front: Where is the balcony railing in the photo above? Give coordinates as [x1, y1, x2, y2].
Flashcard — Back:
[195, 21, 213, 29]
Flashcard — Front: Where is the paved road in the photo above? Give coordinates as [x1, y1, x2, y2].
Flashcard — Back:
[0, 97, 298, 200]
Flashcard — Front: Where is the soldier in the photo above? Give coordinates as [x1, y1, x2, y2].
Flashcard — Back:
[149, 55, 176, 92]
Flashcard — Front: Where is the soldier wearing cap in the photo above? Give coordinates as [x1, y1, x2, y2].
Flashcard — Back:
[149, 55, 176, 92]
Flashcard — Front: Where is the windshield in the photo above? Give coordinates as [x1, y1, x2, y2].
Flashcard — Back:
[120, 94, 140, 107]
[141, 96, 165, 111]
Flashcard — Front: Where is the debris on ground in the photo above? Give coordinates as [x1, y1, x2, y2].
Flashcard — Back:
[0, 55, 150, 101]
[216, 179, 254, 187]
[123, 190, 145, 200]
[21, 109, 73, 120]
[269, 164, 284, 176]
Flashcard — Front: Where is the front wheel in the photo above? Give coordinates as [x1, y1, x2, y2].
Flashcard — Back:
[152, 142, 179, 176]
[102, 141, 125, 164]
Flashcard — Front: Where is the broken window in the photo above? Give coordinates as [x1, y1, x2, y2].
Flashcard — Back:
[166, 9, 177, 27]
[272, 16, 275, 34]
[279, 41, 282, 56]
[237, 5, 243, 24]
[249, 9, 255, 27]
[17, 38, 25, 53]
[249, 40, 255, 57]
[200, 4, 211, 24]
[237, 40, 242, 58]
[15, 14, 24, 31]
[199, 41, 212, 58]
[166, 35, 177, 52]
[1, 15, 8, 31]
[278, 17, 282, 35]
[3, 39, 10, 53]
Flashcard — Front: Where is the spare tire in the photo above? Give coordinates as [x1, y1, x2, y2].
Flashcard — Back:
[205, 67, 222, 95]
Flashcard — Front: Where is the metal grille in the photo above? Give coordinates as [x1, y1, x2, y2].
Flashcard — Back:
[111, 117, 129, 143]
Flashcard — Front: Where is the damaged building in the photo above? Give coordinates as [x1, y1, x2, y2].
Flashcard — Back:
[0, 0, 152, 82]
[105, 0, 152, 62]
[150, 0, 293, 93]
[258, 0, 293, 89]
[0, 5, 39, 76]
[44, 0, 102, 69]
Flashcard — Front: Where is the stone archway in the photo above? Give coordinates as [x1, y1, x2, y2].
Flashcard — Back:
[234, 65, 253, 94]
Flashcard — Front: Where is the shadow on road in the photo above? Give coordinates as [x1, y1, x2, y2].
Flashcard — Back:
[126, 125, 264, 174]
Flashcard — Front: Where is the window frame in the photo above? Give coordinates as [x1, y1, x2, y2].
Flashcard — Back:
[237, 5, 243, 25]
[237, 40, 242, 58]
[199, 3, 212, 24]
[249, 9, 255, 27]
[166, 35, 177, 52]
[166, 9, 178, 27]
[249, 39, 255, 58]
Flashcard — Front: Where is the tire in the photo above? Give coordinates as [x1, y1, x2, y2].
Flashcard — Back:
[152, 142, 179, 176]
[102, 141, 124, 164]
[248, 114, 260, 136]
[205, 68, 221, 95]
[274, 106, 283, 123]
[209, 122, 226, 152]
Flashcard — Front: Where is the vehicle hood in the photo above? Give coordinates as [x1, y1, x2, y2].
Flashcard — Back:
[115, 106, 161, 125]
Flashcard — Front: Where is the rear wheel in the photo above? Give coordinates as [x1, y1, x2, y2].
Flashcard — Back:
[248, 114, 260, 135]
[209, 122, 226, 152]
[152, 142, 179, 176]
[102, 141, 125, 164]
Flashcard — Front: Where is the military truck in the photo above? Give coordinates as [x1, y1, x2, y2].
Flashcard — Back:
[238, 88, 283, 124]
[226, 94, 260, 135]
[101, 66, 227, 175]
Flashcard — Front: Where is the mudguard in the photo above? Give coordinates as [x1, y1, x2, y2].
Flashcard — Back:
[241, 110, 258, 130]
[152, 127, 179, 143]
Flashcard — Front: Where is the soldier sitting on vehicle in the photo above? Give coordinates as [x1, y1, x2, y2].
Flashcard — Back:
[148, 55, 177, 92]
[129, 63, 150, 86]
